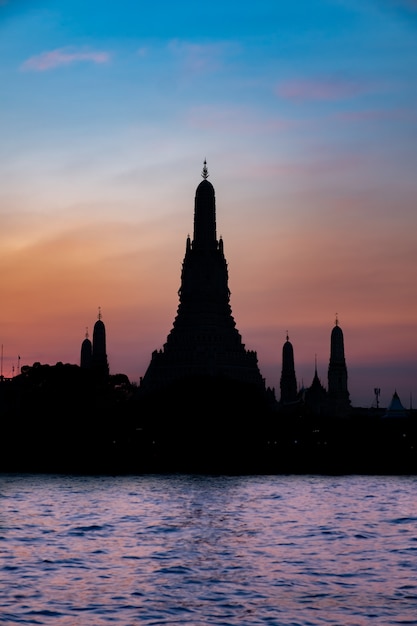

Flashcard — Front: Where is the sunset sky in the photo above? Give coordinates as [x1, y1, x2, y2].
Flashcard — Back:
[1, 0, 416, 407]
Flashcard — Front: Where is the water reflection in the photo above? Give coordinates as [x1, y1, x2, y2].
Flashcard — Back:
[1, 474, 417, 625]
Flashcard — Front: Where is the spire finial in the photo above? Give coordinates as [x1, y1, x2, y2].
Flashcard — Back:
[286, 330, 289, 341]
[201, 159, 209, 179]
[98, 306, 102, 321]
[335, 312, 339, 326]
[85, 326, 89, 339]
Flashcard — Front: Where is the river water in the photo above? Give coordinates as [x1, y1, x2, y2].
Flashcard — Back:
[1, 473, 417, 625]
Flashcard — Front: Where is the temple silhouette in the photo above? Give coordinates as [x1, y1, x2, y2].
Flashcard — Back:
[139, 161, 268, 397]
[74, 164, 394, 424]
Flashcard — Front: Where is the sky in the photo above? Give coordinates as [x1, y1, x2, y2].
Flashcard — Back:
[0, 0, 416, 407]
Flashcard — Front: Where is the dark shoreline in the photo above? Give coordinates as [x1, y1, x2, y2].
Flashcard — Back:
[2, 414, 416, 476]
[1, 367, 416, 476]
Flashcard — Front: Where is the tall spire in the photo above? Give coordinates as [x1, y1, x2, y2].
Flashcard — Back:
[328, 316, 350, 405]
[80, 326, 92, 369]
[280, 332, 297, 404]
[193, 161, 217, 251]
[92, 309, 109, 377]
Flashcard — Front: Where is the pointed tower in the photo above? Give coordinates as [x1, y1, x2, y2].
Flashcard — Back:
[304, 356, 328, 415]
[327, 316, 350, 408]
[80, 327, 92, 369]
[140, 162, 267, 396]
[92, 308, 109, 377]
[279, 332, 297, 404]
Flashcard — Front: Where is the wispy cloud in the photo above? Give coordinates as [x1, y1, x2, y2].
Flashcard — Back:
[136, 47, 149, 58]
[334, 107, 414, 123]
[276, 78, 368, 102]
[168, 40, 238, 74]
[21, 47, 110, 71]
[186, 105, 296, 133]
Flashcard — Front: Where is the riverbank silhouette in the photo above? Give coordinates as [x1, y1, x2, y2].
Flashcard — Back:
[1, 362, 416, 475]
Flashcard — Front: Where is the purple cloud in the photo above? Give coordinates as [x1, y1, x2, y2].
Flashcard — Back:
[334, 107, 415, 123]
[186, 105, 297, 133]
[21, 48, 110, 71]
[276, 78, 367, 102]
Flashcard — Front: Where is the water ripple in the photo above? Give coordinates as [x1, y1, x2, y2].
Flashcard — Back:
[1, 473, 417, 625]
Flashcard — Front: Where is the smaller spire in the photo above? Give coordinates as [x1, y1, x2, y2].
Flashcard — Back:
[201, 159, 209, 179]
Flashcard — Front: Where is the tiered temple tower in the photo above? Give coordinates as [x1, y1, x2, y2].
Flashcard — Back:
[92, 308, 109, 377]
[327, 316, 350, 412]
[139, 162, 267, 396]
[327, 316, 349, 400]
[279, 333, 298, 404]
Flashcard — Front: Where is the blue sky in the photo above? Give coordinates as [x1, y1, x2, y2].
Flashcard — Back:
[1, 0, 417, 406]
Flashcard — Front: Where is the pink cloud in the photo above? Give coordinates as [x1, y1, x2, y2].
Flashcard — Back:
[276, 78, 367, 102]
[334, 107, 415, 122]
[186, 105, 296, 133]
[242, 153, 362, 181]
[21, 48, 110, 71]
